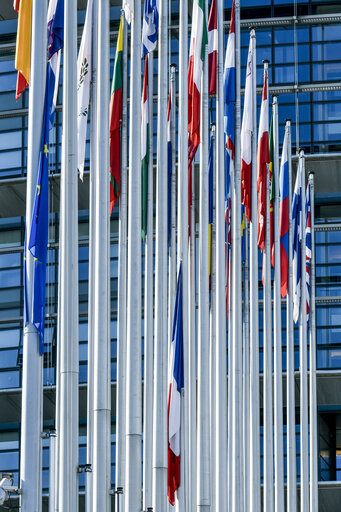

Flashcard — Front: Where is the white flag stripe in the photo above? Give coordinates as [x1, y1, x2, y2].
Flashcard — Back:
[241, 37, 252, 166]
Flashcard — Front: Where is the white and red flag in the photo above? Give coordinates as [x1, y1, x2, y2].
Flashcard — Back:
[168, 262, 184, 506]
[208, 0, 217, 96]
[241, 36, 253, 222]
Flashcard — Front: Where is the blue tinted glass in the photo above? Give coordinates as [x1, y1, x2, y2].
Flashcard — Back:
[0, 349, 18, 368]
[0, 73, 17, 93]
[314, 122, 341, 142]
[0, 150, 21, 170]
[312, 25, 341, 42]
[313, 63, 341, 82]
[0, 370, 19, 388]
[313, 102, 341, 123]
[275, 65, 294, 84]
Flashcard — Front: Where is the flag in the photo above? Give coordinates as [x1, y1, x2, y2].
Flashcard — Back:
[209, 132, 213, 288]
[14, 0, 20, 12]
[269, 113, 275, 267]
[109, 16, 123, 214]
[279, 128, 289, 298]
[305, 182, 311, 322]
[292, 158, 303, 324]
[142, 0, 159, 56]
[168, 262, 184, 506]
[14, 0, 32, 100]
[141, 55, 149, 241]
[241, 35, 252, 222]
[224, 0, 235, 312]
[77, 0, 93, 180]
[168, 83, 173, 246]
[208, 0, 217, 96]
[26, 1, 63, 354]
[123, 0, 134, 24]
[47, 0, 64, 60]
[257, 66, 270, 252]
[188, 0, 207, 166]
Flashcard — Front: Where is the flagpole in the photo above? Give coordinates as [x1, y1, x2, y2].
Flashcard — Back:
[116, 14, 128, 512]
[272, 95, 284, 512]
[243, 219, 250, 512]
[178, 0, 189, 505]
[125, 0, 142, 508]
[153, 0, 168, 508]
[92, 0, 110, 508]
[309, 171, 318, 512]
[286, 119, 297, 512]
[197, 12, 210, 507]
[232, 0, 242, 509]
[143, 51, 154, 512]
[58, 0, 79, 507]
[249, 28, 260, 512]
[262, 59, 274, 512]
[209, 123, 217, 512]
[216, 0, 227, 509]
[20, 0, 46, 510]
[86, 1, 98, 509]
[299, 149, 309, 512]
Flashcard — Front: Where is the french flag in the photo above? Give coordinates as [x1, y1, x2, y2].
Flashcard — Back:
[208, 0, 217, 96]
[292, 158, 303, 324]
[168, 262, 184, 506]
[279, 128, 289, 298]
[168, 84, 172, 245]
[305, 182, 312, 322]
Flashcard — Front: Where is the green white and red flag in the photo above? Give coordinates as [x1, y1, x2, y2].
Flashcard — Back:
[109, 16, 123, 214]
[141, 55, 149, 241]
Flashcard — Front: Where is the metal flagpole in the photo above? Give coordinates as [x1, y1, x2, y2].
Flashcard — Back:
[178, 0, 189, 505]
[116, 14, 128, 512]
[272, 96, 284, 512]
[309, 172, 318, 512]
[209, 123, 217, 512]
[243, 219, 250, 512]
[197, 12, 210, 508]
[125, 0, 142, 508]
[249, 28, 260, 512]
[58, 0, 79, 507]
[262, 59, 273, 512]
[232, 0, 243, 509]
[286, 119, 297, 512]
[299, 150, 309, 512]
[20, 0, 46, 509]
[216, 0, 228, 509]
[49, 431, 57, 512]
[86, 1, 98, 508]
[152, 0, 168, 508]
[143, 51, 154, 512]
[92, 0, 110, 508]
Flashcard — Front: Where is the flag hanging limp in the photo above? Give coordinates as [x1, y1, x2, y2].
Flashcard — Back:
[279, 128, 289, 298]
[292, 157, 303, 324]
[141, 55, 150, 241]
[14, 0, 32, 100]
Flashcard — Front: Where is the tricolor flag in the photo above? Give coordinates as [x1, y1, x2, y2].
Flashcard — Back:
[279, 128, 289, 298]
[168, 262, 184, 506]
[14, 0, 32, 100]
[292, 158, 303, 324]
[26, 0, 63, 354]
[241, 35, 252, 222]
[109, 16, 123, 214]
[77, 0, 93, 180]
[305, 182, 312, 322]
[257, 65, 270, 252]
[269, 113, 275, 267]
[188, 0, 207, 166]
[208, 0, 217, 96]
[141, 55, 149, 242]
[168, 83, 173, 245]
[142, 0, 159, 56]
[209, 132, 213, 288]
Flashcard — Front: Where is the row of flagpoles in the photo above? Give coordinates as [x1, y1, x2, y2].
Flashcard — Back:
[14, 0, 319, 510]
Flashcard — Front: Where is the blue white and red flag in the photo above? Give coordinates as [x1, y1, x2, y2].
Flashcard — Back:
[292, 158, 303, 323]
[168, 262, 184, 505]
[279, 128, 289, 297]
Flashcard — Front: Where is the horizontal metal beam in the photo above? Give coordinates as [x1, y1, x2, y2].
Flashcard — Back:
[239, 13, 341, 28]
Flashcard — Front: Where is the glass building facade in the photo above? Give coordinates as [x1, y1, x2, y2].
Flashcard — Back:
[0, 0, 340, 510]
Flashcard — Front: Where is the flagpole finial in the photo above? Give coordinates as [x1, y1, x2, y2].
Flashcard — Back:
[250, 26, 256, 35]
[308, 171, 315, 176]
[285, 118, 291, 123]
[263, 59, 270, 64]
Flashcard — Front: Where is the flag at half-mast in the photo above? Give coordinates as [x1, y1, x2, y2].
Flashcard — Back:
[257, 65, 270, 252]
[208, 0, 217, 96]
[77, 0, 93, 181]
[188, 0, 207, 166]
[279, 127, 289, 297]
[26, 0, 63, 355]
[241, 35, 252, 222]
[269, 113, 275, 266]
[168, 83, 173, 245]
[141, 55, 149, 241]
[292, 157, 303, 323]
[305, 182, 312, 322]
[168, 262, 184, 506]
[142, 0, 159, 56]
[110, 16, 123, 214]
[14, 0, 32, 100]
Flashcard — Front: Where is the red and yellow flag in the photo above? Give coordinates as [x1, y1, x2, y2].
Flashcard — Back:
[14, 0, 32, 100]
